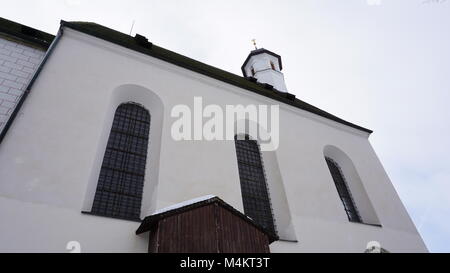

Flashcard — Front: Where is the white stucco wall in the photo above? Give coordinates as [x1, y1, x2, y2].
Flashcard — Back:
[0, 27, 427, 253]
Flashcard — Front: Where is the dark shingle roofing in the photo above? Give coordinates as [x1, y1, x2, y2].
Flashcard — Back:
[61, 21, 371, 134]
[0, 17, 54, 49]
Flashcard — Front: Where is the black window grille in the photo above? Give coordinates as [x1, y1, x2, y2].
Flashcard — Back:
[234, 135, 276, 235]
[325, 157, 362, 223]
[91, 103, 150, 221]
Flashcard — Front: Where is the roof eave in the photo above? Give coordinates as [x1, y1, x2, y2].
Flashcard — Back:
[0, 17, 54, 49]
[59, 21, 373, 135]
[136, 196, 279, 243]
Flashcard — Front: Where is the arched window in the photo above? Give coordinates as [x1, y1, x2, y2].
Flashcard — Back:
[270, 61, 276, 70]
[234, 135, 276, 235]
[325, 157, 362, 223]
[91, 103, 151, 221]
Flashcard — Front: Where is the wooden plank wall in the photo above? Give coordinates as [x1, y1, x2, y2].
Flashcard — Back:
[216, 204, 270, 253]
[150, 203, 270, 253]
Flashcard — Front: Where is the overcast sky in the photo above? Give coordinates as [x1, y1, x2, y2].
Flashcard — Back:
[2, 0, 449, 252]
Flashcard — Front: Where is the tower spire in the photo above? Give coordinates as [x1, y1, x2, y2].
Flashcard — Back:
[251, 39, 257, 50]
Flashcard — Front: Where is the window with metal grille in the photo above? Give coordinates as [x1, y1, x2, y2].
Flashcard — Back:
[91, 103, 150, 221]
[325, 157, 362, 223]
[234, 135, 276, 235]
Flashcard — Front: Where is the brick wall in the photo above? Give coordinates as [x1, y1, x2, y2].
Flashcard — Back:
[0, 36, 46, 133]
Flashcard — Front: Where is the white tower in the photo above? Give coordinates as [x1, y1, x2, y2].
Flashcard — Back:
[241, 48, 288, 92]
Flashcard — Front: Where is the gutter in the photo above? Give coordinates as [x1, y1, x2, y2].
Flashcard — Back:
[0, 26, 63, 145]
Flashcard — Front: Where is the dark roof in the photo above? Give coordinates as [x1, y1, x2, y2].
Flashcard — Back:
[136, 196, 279, 243]
[241, 48, 283, 77]
[0, 17, 54, 49]
[60, 20, 372, 134]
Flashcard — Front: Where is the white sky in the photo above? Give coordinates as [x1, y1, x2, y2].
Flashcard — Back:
[2, 0, 449, 252]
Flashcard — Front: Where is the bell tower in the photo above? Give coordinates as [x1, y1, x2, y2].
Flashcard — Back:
[241, 45, 288, 93]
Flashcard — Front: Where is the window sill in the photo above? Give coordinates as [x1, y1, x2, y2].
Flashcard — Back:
[81, 211, 142, 223]
[350, 221, 382, 228]
[277, 239, 299, 243]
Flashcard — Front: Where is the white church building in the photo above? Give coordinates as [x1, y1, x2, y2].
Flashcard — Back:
[0, 17, 427, 252]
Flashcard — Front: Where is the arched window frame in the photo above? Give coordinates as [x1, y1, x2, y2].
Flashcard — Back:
[325, 157, 362, 223]
[90, 102, 151, 221]
[234, 134, 277, 235]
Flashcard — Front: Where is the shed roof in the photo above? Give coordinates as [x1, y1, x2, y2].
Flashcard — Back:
[136, 195, 279, 243]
